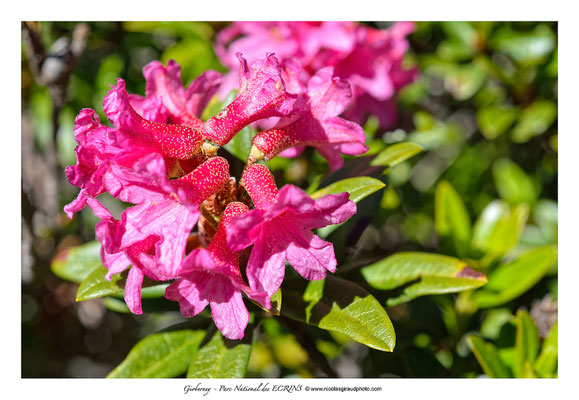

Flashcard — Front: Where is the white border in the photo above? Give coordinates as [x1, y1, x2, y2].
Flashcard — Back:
[6, 1, 576, 399]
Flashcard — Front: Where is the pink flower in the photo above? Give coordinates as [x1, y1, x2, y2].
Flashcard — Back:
[251, 66, 368, 171]
[86, 155, 231, 315]
[215, 22, 357, 89]
[104, 79, 205, 161]
[64, 78, 210, 218]
[166, 202, 269, 340]
[64, 108, 160, 218]
[215, 21, 417, 129]
[141, 60, 222, 130]
[203, 53, 297, 146]
[226, 164, 356, 297]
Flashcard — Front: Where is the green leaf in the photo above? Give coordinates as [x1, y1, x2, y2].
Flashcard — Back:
[534, 321, 558, 378]
[312, 176, 385, 238]
[108, 330, 205, 378]
[468, 335, 511, 378]
[187, 332, 252, 378]
[514, 310, 540, 378]
[51, 241, 102, 283]
[493, 158, 538, 206]
[435, 181, 472, 257]
[369, 142, 423, 168]
[76, 266, 124, 302]
[476, 104, 519, 140]
[361, 252, 487, 307]
[223, 125, 255, 162]
[311, 176, 385, 203]
[281, 276, 395, 352]
[474, 245, 558, 308]
[471, 200, 530, 262]
[511, 100, 557, 143]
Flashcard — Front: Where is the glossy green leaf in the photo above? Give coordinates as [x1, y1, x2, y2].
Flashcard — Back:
[108, 330, 205, 378]
[534, 321, 558, 378]
[311, 176, 385, 203]
[435, 181, 472, 256]
[511, 99, 557, 143]
[476, 104, 519, 140]
[361, 252, 487, 307]
[468, 335, 511, 378]
[51, 241, 102, 283]
[514, 310, 540, 378]
[493, 158, 538, 206]
[281, 276, 395, 352]
[187, 332, 252, 378]
[369, 142, 423, 168]
[76, 266, 123, 302]
[471, 200, 530, 262]
[474, 245, 558, 308]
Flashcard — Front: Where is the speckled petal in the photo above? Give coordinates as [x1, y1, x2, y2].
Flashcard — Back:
[241, 164, 278, 209]
[104, 79, 204, 159]
[203, 53, 297, 145]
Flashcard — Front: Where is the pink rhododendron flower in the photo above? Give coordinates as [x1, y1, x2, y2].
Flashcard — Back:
[203, 53, 297, 146]
[87, 155, 230, 314]
[166, 202, 269, 340]
[215, 21, 417, 129]
[226, 164, 357, 297]
[104, 79, 205, 161]
[65, 53, 365, 339]
[251, 66, 368, 171]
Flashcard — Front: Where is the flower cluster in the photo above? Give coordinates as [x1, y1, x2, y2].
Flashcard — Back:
[216, 21, 418, 130]
[65, 52, 358, 339]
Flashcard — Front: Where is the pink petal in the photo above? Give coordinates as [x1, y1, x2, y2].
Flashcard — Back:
[225, 209, 267, 252]
[172, 156, 230, 208]
[125, 266, 145, 315]
[245, 227, 286, 296]
[278, 145, 306, 158]
[209, 282, 249, 340]
[165, 276, 209, 318]
[122, 199, 198, 277]
[184, 70, 223, 118]
[241, 164, 279, 209]
[271, 184, 318, 215]
[282, 223, 337, 281]
[104, 79, 204, 160]
[307, 66, 352, 118]
[143, 60, 205, 129]
[203, 53, 297, 146]
[128, 94, 168, 123]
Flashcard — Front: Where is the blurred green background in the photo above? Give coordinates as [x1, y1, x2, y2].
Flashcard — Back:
[21, 21, 557, 377]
